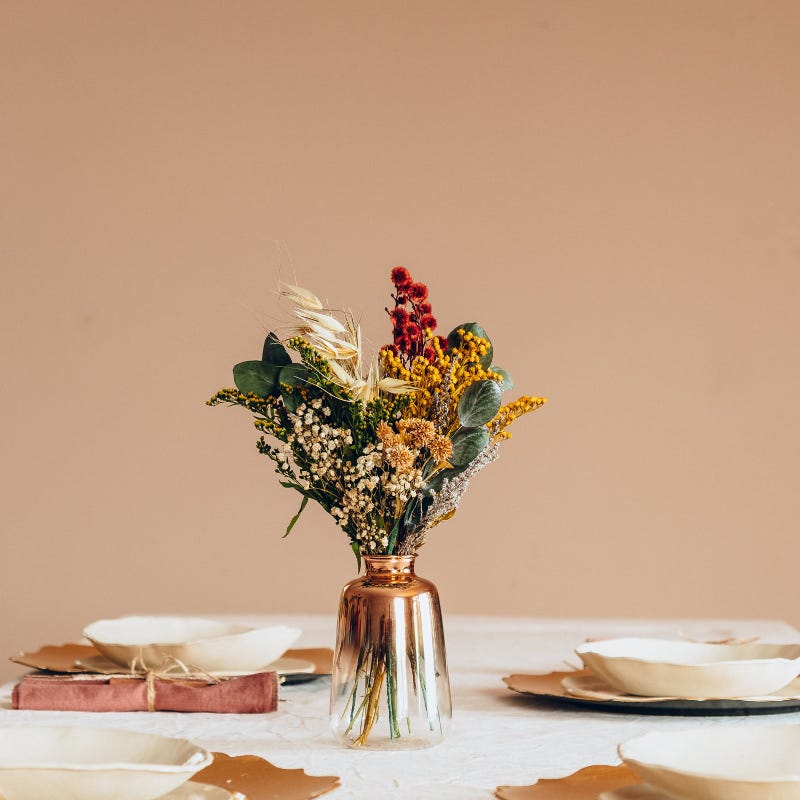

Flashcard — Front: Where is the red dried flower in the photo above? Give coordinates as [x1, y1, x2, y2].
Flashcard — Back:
[391, 267, 413, 290]
[417, 302, 432, 315]
[407, 283, 428, 301]
[423, 346, 436, 363]
[405, 322, 421, 339]
[395, 334, 412, 352]
[389, 307, 410, 325]
[419, 314, 437, 330]
[437, 336, 449, 352]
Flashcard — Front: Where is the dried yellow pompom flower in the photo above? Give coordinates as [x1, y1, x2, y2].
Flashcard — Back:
[399, 418, 436, 448]
[383, 442, 416, 474]
[428, 434, 453, 464]
[376, 421, 397, 445]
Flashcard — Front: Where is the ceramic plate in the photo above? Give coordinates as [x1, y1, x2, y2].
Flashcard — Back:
[619, 725, 800, 800]
[0, 784, 239, 800]
[83, 617, 302, 673]
[159, 782, 239, 799]
[158, 781, 245, 800]
[0, 726, 212, 800]
[562, 672, 800, 704]
[74, 654, 318, 683]
[598, 786, 672, 799]
[503, 671, 800, 716]
[576, 638, 800, 698]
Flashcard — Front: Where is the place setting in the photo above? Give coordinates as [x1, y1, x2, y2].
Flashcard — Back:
[9, 615, 333, 713]
[496, 633, 800, 799]
[503, 636, 800, 715]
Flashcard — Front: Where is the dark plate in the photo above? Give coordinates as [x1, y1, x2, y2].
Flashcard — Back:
[503, 671, 800, 716]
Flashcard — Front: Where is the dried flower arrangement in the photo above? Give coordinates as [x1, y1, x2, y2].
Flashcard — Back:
[209, 267, 545, 563]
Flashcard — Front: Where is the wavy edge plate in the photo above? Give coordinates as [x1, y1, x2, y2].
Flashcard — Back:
[502, 670, 800, 716]
[598, 785, 671, 799]
[160, 781, 240, 799]
[0, 782, 238, 800]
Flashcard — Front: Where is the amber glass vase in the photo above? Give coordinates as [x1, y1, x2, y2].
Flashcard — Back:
[329, 555, 452, 749]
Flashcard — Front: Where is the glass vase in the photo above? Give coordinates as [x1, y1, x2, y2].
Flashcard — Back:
[329, 555, 452, 749]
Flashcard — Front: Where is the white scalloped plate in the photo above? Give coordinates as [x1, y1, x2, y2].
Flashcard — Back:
[82, 617, 302, 673]
[619, 725, 800, 800]
[576, 638, 800, 698]
[599, 786, 671, 799]
[159, 783, 240, 799]
[0, 726, 212, 800]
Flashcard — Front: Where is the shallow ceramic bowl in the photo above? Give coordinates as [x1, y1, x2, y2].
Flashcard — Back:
[165, 782, 239, 799]
[83, 616, 302, 672]
[619, 725, 800, 800]
[0, 726, 212, 800]
[576, 638, 800, 698]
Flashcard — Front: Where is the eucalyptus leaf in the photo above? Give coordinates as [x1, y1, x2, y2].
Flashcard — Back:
[491, 366, 514, 391]
[279, 363, 310, 413]
[262, 332, 291, 366]
[279, 363, 310, 387]
[425, 463, 468, 493]
[447, 322, 493, 368]
[457, 379, 501, 427]
[449, 425, 489, 466]
[233, 360, 280, 397]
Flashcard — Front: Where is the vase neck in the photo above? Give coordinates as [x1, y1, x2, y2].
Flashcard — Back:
[363, 555, 416, 583]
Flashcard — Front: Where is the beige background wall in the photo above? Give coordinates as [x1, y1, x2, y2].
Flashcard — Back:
[2, 0, 799, 682]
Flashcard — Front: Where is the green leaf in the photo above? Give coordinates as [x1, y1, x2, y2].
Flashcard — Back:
[279, 363, 309, 387]
[457, 379, 501, 427]
[283, 493, 308, 537]
[279, 363, 310, 413]
[351, 540, 362, 572]
[447, 322, 493, 368]
[491, 366, 514, 391]
[425, 464, 466, 493]
[449, 425, 489, 466]
[386, 516, 402, 555]
[402, 492, 425, 531]
[233, 360, 280, 397]
[262, 332, 292, 366]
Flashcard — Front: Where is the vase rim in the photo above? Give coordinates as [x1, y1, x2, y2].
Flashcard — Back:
[362, 554, 415, 561]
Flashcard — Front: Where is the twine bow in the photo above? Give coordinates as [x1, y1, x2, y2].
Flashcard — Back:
[128, 653, 222, 712]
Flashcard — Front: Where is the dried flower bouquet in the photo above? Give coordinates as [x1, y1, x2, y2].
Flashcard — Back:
[209, 267, 545, 560]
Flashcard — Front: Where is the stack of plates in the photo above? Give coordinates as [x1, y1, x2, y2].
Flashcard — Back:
[572, 638, 800, 707]
[0, 726, 237, 800]
[83, 616, 304, 676]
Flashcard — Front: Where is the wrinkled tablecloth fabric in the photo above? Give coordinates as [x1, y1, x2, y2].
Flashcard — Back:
[3, 615, 798, 800]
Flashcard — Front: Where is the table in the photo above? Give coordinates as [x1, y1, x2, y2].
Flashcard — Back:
[2, 616, 798, 799]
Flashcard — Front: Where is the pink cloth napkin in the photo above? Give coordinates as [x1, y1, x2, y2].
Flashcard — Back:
[13, 671, 278, 713]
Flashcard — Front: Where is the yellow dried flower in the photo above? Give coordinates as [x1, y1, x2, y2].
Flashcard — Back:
[376, 421, 397, 445]
[384, 443, 416, 474]
[428, 434, 453, 464]
[492, 395, 547, 437]
[399, 418, 435, 448]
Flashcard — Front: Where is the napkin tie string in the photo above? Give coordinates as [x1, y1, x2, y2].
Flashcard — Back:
[128, 654, 222, 712]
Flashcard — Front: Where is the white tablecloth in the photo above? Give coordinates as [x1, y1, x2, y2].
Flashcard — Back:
[3, 616, 799, 799]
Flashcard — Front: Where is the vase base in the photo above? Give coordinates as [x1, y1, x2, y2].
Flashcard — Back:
[335, 733, 447, 751]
